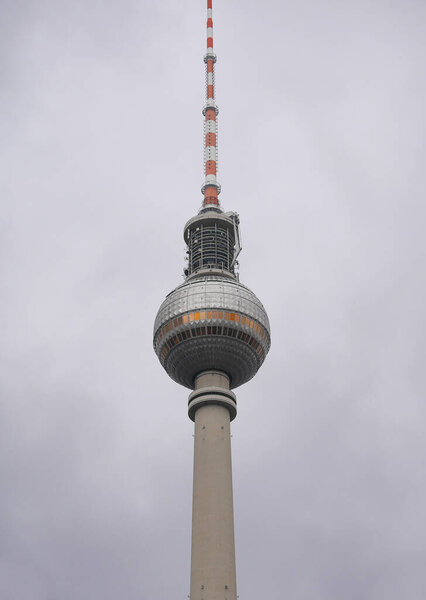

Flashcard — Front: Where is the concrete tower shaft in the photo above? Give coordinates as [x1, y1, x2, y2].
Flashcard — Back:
[190, 371, 237, 600]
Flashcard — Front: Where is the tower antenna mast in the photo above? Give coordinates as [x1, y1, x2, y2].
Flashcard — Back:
[202, 0, 221, 209]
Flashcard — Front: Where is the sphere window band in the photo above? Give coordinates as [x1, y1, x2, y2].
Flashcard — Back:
[155, 309, 269, 345]
[154, 308, 270, 369]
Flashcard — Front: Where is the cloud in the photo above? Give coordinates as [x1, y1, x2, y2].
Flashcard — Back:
[1, 1, 425, 598]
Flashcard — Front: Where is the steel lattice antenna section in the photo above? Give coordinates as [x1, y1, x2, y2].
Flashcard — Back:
[153, 2, 271, 599]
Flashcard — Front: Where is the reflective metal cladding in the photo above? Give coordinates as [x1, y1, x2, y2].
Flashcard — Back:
[153, 274, 271, 389]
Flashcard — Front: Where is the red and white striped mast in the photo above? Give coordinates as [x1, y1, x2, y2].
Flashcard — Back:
[202, 0, 221, 209]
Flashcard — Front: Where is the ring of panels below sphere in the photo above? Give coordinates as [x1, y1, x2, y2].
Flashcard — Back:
[153, 274, 271, 389]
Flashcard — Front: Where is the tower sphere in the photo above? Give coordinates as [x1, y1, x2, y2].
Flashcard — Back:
[153, 272, 270, 390]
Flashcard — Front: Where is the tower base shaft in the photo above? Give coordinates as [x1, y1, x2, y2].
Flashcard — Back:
[190, 371, 237, 600]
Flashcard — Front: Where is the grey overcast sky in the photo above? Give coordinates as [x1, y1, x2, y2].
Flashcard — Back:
[1, 0, 425, 598]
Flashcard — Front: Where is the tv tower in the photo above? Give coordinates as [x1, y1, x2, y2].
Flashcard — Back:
[153, 2, 271, 598]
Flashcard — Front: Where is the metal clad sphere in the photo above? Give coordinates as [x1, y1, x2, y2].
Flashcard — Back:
[153, 275, 271, 389]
